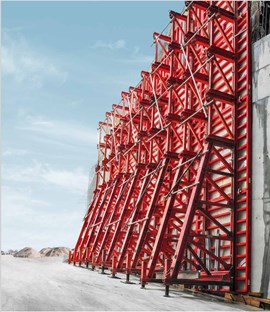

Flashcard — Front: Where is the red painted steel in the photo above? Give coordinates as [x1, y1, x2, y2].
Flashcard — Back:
[69, 1, 251, 294]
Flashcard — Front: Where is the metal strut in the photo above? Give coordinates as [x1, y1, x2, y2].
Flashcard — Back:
[69, 0, 251, 295]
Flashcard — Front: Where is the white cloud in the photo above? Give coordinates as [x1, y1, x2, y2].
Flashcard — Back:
[42, 167, 89, 194]
[3, 148, 29, 157]
[116, 45, 153, 64]
[91, 39, 126, 50]
[90, 41, 152, 64]
[3, 162, 89, 195]
[1, 186, 49, 219]
[119, 55, 153, 64]
[1, 186, 83, 250]
[17, 114, 98, 146]
[2, 31, 68, 87]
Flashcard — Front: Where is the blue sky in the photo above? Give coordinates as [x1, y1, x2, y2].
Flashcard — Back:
[2, 1, 184, 251]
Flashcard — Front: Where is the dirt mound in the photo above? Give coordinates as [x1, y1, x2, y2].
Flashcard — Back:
[40, 247, 70, 257]
[13, 247, 70, 258]
[14, 247, 41, 258]
[39, 247, 52, 256]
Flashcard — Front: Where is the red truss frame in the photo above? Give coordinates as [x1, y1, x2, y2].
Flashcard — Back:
[69, 1, 251, 294]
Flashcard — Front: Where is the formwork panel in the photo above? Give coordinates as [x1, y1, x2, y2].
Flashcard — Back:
[70, 1, 251, 294]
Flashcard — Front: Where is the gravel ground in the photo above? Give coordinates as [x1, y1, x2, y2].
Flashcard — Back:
[1, 255, 262, 311]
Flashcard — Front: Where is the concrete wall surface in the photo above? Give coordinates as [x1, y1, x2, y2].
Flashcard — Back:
[251, 33, 270, 298]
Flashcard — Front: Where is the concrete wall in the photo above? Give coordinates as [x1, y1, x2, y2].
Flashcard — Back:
[252, 33, 270, 298]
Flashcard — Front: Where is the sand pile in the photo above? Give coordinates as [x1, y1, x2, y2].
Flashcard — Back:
[39, 247, 70, 257]
[39, 247, 52, 256]
[2, 250, 18, 255]
[14, 247, 41, 258]
[13, 246, 71, 258]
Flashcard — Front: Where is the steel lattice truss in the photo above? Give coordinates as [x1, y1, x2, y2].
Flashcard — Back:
[69, 1, 251, 293]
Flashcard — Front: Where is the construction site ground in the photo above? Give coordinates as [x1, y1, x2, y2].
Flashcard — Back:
[1, 256, 261, 311]
[1, 255, 262, 311]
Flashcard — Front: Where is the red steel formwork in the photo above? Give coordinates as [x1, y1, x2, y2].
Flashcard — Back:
[69, 1, 251, 294]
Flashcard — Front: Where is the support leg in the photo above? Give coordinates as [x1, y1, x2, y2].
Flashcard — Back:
[91, 253, 95, 271]
[164, 285, 170, 297]
[111, 256, 117, 278]
[100, 250, 106, 274]
[164, 259, 171, 297]
[140, 260, 147, 289]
